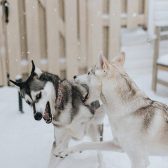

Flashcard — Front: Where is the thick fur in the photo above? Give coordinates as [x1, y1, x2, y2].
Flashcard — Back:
[13, 65, 105, 168]
[60, 53, 168, 168]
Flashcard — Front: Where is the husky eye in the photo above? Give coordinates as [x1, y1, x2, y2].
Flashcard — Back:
[26, 100, 31, 105]
[36, 92, 42, 100]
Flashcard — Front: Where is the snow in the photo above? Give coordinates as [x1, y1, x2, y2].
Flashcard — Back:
[1, 74, 168, 168]
[148, 0, 168, 39]
[157, 54, 168, 66]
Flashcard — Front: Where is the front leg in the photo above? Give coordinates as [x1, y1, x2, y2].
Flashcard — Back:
[53, 133, 71, 157]
[52, 126, 71, 157]
[48, 141, 63, 168]
[127, 151, 149, 168]
[59, 140, 123, 158]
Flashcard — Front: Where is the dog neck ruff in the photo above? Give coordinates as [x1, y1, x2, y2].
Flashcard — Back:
[81, 84, 89, 103]
[56, 81, 64, 110]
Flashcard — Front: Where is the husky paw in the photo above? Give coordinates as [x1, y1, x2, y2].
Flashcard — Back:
[53, 147, 66, 158]
[57, 148, 75, 158]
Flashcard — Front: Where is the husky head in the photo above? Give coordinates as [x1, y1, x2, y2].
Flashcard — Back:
[74, 52, 126, 102]
[94, 52, 125, 78]
[74, 66, 102, 104]
[10, 61, 56, 124]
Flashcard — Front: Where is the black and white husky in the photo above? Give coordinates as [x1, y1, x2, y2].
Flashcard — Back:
[10, 61, 105, 168]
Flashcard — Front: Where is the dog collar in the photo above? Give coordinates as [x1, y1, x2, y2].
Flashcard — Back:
[81, 84, 89, 103]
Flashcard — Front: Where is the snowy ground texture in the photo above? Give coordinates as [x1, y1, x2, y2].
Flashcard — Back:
[1, 29, 168, 168]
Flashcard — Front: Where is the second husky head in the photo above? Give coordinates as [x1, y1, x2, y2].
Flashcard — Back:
[74, 65, 102, 104]
[74, 52, 126, 102]
[10, 61, 58, 123]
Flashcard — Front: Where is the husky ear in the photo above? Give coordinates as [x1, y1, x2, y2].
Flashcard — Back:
[112, 52, 125, 66]
[31, 60, 42, 77]
[98, 52, 109, 69]
[9, 80, 22, 88]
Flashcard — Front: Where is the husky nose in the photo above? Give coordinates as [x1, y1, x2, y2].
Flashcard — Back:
[73, 75, 77, 79]
[34, 112, 43, 121]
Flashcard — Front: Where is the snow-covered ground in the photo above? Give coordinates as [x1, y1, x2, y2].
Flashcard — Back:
[1, 75, 168, 168]
[0, 29, 168, 168]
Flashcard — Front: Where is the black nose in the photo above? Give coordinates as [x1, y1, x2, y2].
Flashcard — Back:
[73, 75, 77, 79]
[34, 112, 42, 121]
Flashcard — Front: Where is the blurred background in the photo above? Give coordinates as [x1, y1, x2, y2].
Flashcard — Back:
[0, 0, 167, 93]
[0, 0, 168, 168]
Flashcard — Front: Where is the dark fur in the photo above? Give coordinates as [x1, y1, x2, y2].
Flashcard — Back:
[35, 72, 92, 124]
[118, 73, 137, 101]
[134, 98, 168, 130]
[16, 70, 93, 125]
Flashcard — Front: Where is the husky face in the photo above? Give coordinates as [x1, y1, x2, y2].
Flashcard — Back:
[22, 79, 55, 124]
[74, 66, 102, 103]
[94, 52, 126, 80]
[93, 52, 140, 103]
[74, 53, 126, 102]
[10, 61, 55, 123]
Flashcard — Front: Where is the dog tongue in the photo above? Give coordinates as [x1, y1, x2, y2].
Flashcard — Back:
[43, 103, 50, 121]
[43, 111, 50, 120]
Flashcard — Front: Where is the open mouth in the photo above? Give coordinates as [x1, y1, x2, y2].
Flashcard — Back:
[43, 102, 52, 124]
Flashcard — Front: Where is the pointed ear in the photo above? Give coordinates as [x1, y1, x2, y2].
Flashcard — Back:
[112, 52, 125, 66]
[98, 52, 109, 69]
[31, 60, 35, 74]
[31, 60, 42, 77]
[9, 80, 22, 88]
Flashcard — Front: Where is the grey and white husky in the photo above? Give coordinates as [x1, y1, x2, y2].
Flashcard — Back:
[59, 53, 168, 168]
[10, 61, 105, 168]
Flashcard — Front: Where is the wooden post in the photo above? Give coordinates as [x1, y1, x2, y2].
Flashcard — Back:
[18, 0, 29, 74]
[87, 0, 103, 67]
[0, 60, 3, 85]
[0, 5, 3, 85]
[25, 0, 41, 70]
[148, 0, 155, 38]
[6, 0, 22, 80]
[0, 6, 3, 86]
[122, 0, 127, 13]
[127, 0, 139, 29]
[144, 0, 149, 29]
[38, 1, 47, 71]
[108, 0, 121, 60]
[0, 5, 7, 86]
[46, 0, 60, 75]
[64, 0, 78, 79]
[152, 27, 160, 92]
[78, 0, 87, 70]
[16, 78, 23, 113]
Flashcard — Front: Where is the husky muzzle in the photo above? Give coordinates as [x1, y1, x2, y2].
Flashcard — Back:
[32, 103, 43, 121]
[32, 102, 52, 124]
[43, 102, 52, 124]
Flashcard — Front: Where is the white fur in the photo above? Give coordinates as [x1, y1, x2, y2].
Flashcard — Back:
[32, 82, 56, 116]
[63, 54, 168, 168]
[30, 79, 105, 168]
